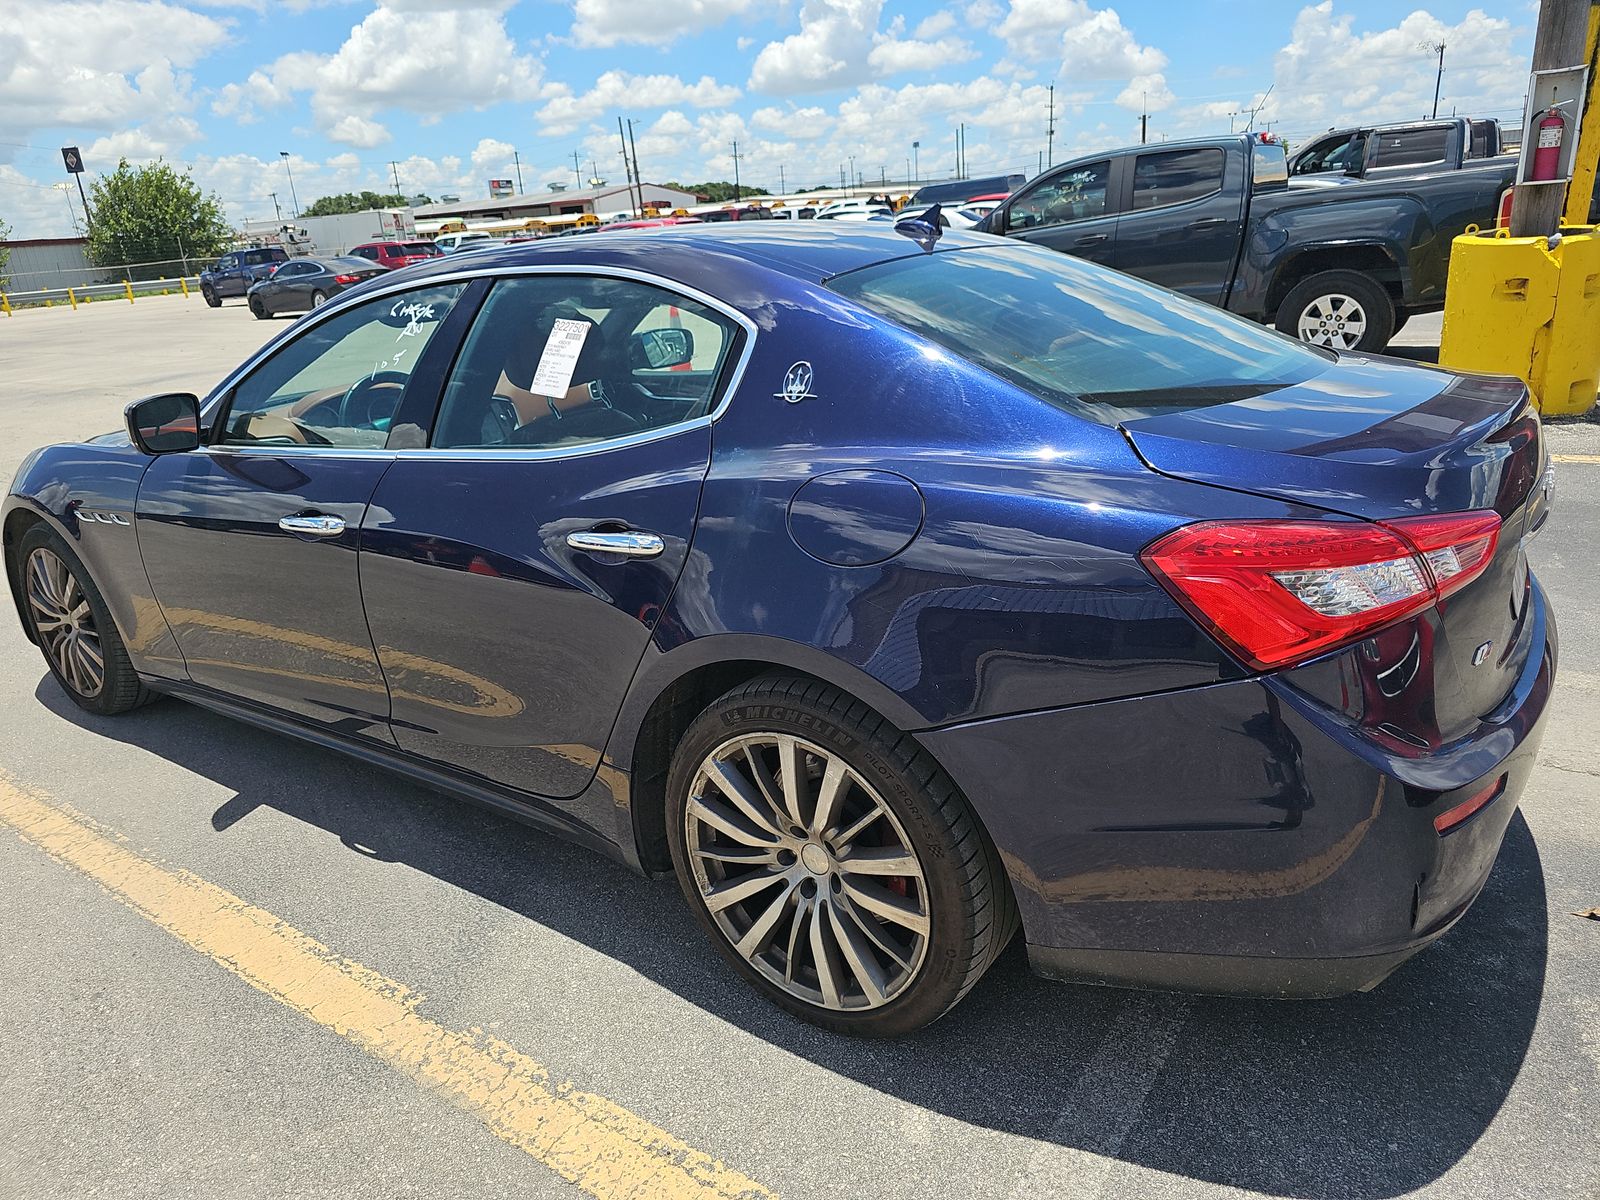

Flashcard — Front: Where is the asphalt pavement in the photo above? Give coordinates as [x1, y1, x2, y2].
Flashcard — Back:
[0, 293, 1596, 1199]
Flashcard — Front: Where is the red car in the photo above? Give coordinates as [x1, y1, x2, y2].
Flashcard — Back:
[348, 240, 443, 270]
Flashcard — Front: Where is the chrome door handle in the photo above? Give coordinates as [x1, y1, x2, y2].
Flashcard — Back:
[1075, 233, 1108, 246]
[278, 514, 346, 537]
[566, 530, 665, 558]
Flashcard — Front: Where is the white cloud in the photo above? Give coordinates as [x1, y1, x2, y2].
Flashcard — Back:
[537, 71, 742, 137]
[749, 0, 883, 94]
[211, 70, 293, 123]
[912, 11, 957, 38]
[994, 0, 1167, 78]
[250, 2, 543, 146]
[868, 36, 979, 75]
[571, 0, 759, 47]
[0, 1, 226, 159]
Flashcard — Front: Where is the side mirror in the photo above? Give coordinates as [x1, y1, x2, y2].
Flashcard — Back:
[633, 327, 694, 370]
[126, 392, 201, 455]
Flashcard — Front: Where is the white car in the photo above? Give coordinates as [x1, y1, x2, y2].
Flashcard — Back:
[433, 231, 498, 253]
[814, 199, 895, 221]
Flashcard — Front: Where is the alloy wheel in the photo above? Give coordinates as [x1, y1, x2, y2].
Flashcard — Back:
[1297, 293, 1367, 350]
[684, 733, 930, 1012]
[311, 291, 327, 308]
[25, 548, 105, 699]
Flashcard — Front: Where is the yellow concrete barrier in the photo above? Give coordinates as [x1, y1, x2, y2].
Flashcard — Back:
[1439, 226, 1600, 416]
[123, 279, 134, 304]
[1, 293, 10, 317]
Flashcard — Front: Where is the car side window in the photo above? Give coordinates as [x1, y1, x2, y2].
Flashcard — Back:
[1130, 148, 1225, 210]
[217, 255, 237, 272]
[1006, 161, 1112, 230]
[1379, 127, 1449, 167]
[431, 275, 739, 451]
[1294, 135, 1349, 174]
[218, 283, 465, 450]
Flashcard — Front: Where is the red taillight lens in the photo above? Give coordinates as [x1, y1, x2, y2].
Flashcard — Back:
[1141, 511, 1503, 671]
[333, 273, 361, 284]
[1381, 512, 1501, 599]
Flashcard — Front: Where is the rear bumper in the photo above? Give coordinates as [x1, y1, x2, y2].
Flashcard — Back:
[917, 582, 1556, 997]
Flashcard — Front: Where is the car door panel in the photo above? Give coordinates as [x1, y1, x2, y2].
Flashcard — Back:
[1113, 146, 1243, 305]
[359, 429, 709, 798]
[1002, 157, 1123, 266]
[136, 449, 397, 737]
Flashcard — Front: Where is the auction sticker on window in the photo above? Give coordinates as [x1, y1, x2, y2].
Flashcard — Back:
[531, 319, 591, 396]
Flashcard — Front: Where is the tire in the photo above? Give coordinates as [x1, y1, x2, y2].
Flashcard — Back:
[666, 674, 1017, 1037]
[1275, 269, 1395, 352]
[1390, 310, 1409, 336]
[248, 295, 269, 320]
[16, 525, 154, 716]
[202, 285, 220, 308]
[310, 290, 328, 309]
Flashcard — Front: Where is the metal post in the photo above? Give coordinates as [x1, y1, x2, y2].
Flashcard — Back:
[1431, 42, 1447, 119]
[1511, 0, 1595, 237]
[513, 151, 523, 194]
[279, 152, 300, 218]
[731, 139, 742, 202]
[627, 119, 642, 208]
[1047, 84, 1055, 167]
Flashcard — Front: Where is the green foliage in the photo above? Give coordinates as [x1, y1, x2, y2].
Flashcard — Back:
[301, 191, 433, 217]
[0, 215, 10, 286]
[661, 180, 770, 203]
[86, 159, 232, 278]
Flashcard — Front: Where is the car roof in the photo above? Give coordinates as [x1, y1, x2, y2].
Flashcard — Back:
[398, 222, 999, 286]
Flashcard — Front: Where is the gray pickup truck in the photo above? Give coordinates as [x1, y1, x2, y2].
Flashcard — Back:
[1289, 117, 1510, 180]
[977, 134, 1515, 351]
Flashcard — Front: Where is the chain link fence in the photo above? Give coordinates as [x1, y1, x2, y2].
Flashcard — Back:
[1, 257, 202, 312]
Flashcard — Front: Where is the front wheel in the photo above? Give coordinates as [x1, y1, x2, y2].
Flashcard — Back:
[17, 525, 153, 716]
[202, 285, 220, 308]
[666, 674, 1017, 1037]
[248, 295, 269, 320]
[1275, 269, 1395, 352]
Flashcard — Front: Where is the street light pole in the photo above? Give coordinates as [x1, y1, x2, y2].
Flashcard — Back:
[278, 152, 300, 218]
[270, 192, 281, 221]
[912, 141, 920, 181]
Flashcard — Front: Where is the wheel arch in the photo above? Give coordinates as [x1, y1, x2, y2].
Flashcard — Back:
[1266, 244, 1404, 319]
[2, 505, 51, 645]
[616, 636, 935, 875]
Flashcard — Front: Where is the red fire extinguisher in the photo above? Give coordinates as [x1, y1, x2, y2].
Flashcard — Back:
[1530, 104, 1569, 181]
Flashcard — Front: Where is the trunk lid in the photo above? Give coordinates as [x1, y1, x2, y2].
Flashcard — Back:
[1124, 356, 1548, 741]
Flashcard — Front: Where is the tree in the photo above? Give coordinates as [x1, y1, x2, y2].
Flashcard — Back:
[0, 215, 10, 288]
[301, 190, 432, 218]
[86, 159, 232, 278]
[662, 180, 770, 203]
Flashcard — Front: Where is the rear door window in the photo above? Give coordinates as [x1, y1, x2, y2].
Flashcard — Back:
[1130, 148, 1224, 210]
[1378, 127, 1449, 167]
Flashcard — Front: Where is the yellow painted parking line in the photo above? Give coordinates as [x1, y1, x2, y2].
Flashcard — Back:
[0, 774, 775, 1200]
[1552, 453, 1600, 464]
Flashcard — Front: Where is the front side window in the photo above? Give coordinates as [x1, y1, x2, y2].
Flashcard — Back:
[432, 274, 738, 451]
[219, 283, 465, 449]
[1130, 148, 1225, 210]
[829, 244, 1331, 423]
[216, 255, 237, 272]
[1294, 134, 1352, 174]
[1006, 161, 1112, 230]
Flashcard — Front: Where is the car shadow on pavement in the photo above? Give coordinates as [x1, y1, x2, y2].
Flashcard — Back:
[38, 680, 1549, 1199]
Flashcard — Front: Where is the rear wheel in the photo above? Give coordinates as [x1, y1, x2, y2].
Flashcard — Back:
[17, 526, 152, 716]
[248, 295, 269, 320]
[202, 285, 220, 308]
[311, 290, 328, 308]
[666, 674, 1016, 1037]
[1276, 269, 1395, 352]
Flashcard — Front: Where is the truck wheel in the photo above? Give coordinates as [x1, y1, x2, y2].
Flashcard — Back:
[1276, 270, 1395, 352]
[202, 285, 220, 308]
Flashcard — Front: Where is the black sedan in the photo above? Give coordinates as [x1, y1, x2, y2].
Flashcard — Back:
[246, 256, 386, 319]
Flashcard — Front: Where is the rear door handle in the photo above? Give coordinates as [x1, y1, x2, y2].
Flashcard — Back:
[566, 530, 665, 558]
[1074, 234, 1109, 246]
[278, 514, 346, 537]
[1188, 217, 1228, 230]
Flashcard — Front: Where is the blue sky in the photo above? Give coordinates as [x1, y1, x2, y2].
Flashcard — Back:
[1, 0, 1534, 237]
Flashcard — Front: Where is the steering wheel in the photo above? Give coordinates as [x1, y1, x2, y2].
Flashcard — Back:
[337, 370, 409, 430]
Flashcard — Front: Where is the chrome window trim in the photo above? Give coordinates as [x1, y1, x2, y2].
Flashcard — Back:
[199, 264, 760, 458]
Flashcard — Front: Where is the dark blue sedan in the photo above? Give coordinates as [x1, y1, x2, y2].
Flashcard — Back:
[3, 225, 1556, 1036]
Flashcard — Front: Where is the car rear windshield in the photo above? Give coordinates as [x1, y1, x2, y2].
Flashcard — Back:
[243, 249, 287, 264]
[399, 241, 439, 254]
[828, 244, 1332, 422]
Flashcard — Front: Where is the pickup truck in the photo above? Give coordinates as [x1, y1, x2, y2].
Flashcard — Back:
[977, 134, 1515, 351]
[198, 246, 289, 308]
[1289, 117, 1509, 180]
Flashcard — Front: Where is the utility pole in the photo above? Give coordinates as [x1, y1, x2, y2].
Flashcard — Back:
[389, 160, 402, 198]
[848, 155, 855, 195]
[279, 152, 299, 218]
[912, 140, 920, 181]
[1046, 83, 1056, 167]
[618, 118, 640, 213]
[512, 150, 523, 194]
[1422, 40, 1447, 120]
[1141, 91, 1148, 144]
[779, 164, 786, 194]
[269, 192, 281, 221]
[572, 150, 583, 191]
[1510, 0, 1594, 237]
[627, 118, 643, 207]
[731, 139, 742, 202]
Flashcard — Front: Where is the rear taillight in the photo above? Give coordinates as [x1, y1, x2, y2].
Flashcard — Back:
[1141, 511, 1502, 671]
[333, 273, 362, 284]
